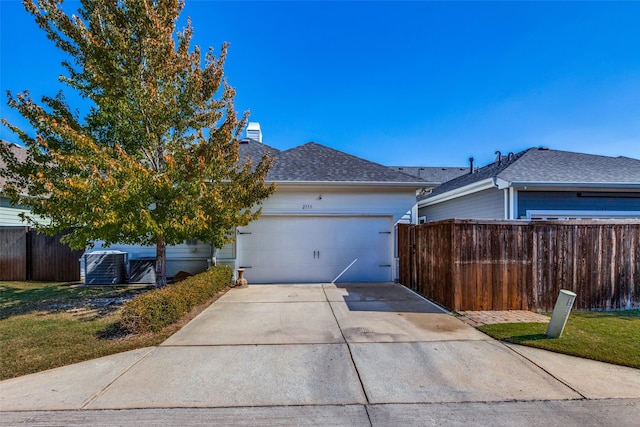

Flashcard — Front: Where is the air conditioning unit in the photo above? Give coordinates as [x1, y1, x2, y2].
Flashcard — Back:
[84, 250, 127, 285]
[129, 257, 156, 284]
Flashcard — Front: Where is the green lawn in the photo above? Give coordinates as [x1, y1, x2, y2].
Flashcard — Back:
[0, 281, 167, 380]
[478, 309, 640, 369]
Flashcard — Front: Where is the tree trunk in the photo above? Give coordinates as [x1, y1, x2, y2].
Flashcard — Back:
[155, 234, 167, 288]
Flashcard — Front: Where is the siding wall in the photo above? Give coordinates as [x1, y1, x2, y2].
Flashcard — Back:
[89, 240, 213, 278]
[6, 186, 419, 278]
[419, 188, 504, 221]
[216, 240, 235, 259]
[0, 206, 26, 226]
[517, 191, 640, 218]
[0, 196, 33, 226]
[0, 198, 48, 226]
[261, 186, 418, 222]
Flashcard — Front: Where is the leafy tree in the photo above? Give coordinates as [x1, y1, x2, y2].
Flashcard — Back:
[0, 0, 275, 287]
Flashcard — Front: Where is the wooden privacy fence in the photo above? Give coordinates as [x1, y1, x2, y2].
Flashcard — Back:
[0, 227, 83, 281]
[398, 219, 640, 312]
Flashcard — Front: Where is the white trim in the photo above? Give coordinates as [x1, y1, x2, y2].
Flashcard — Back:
[254, 211, 399, 217]
[418, 178, 495, 207]
[503, 189, 509, 220]
[508, 182, 640, 189]
[526, 210, 640, 220]
[495, 177, 510, 190]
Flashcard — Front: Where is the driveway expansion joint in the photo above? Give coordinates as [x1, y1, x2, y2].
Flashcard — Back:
[80, 347, 157, 410]
[501, 342, 588, 399]
[322, 285, 371, 406]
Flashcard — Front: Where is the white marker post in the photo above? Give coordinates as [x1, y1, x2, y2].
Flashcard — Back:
[546, 290, 577, 338]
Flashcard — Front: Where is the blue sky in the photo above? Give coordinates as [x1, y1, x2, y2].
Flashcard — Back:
[1, 1, 639, 167]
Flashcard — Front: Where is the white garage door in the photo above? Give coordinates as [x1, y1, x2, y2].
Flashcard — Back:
[236, 216, 393, 283]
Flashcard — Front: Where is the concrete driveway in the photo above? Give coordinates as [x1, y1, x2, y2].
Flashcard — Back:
[1, 282, 639, 426]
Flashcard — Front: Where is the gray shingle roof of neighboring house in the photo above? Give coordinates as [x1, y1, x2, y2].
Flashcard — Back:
[0, 141, 28, 190]
[389, 166, 468, 185]
[499, 148, 640, 184]
[241, 139, 426, 184]
[422, 147, 640, 200]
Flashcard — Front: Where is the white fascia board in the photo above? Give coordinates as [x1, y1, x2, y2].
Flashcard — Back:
[495, 178, 510, 190]
[418, 178, 496, 207]
[508, 182, 640, 190]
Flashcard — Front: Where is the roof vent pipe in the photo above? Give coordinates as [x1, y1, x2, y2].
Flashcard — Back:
[469, 157, 474, 174]
[495, 150, 502, 165]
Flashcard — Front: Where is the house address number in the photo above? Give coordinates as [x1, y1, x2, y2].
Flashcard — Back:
[302, 204, 313, 209]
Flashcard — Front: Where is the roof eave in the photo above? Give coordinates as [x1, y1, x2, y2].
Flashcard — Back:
[507, 182, 640, 190]
[269, 180, 430, 188]
[418, 178, 496, 207]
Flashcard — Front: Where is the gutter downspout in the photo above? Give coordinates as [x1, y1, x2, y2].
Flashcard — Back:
[509, 187, 516, 220]
[504, 189, 509, 220]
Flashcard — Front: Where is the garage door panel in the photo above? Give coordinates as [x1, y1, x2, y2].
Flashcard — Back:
[237, 216, 392, 283]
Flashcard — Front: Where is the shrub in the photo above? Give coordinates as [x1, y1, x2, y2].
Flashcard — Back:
[121, 265, 233, 333]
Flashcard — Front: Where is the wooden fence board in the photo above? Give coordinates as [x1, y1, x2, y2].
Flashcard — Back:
[397, 219, 640, 312]
[0, 227, 81, 282]
[0, 227, 28, 280]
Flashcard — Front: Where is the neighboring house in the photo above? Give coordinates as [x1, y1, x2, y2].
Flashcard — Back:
[388, 166, 468, 221]
[0, 141, 33, 226]
[217, 136, 428, 283]
[418, 148, 640, 222]
[1, 141, 213, 278]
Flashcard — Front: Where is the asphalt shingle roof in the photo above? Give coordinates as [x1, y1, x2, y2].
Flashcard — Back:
[0, 141, 28, 190]
[499, 148, 640, 184]
[238, 138, 280, 164]
[389, 166, 468, 184]
[422, 147, 640, 200]
[242, 140, 426, 184]
[3, 139, 425, 189]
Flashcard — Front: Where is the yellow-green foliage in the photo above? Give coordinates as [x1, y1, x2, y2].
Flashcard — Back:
[121, 266, 232, 333]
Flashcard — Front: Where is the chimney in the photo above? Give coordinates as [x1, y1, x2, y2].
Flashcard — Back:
[246, 122, 262, 143]
[469, 157, 474, 174]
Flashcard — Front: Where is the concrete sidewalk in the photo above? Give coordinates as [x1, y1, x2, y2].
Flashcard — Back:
[1, 283, 639, 425]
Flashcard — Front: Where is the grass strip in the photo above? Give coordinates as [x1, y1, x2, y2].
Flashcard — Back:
[0, 312, 167, 380]
[0, 266, 231, 380]
[478, 309, 640, 369]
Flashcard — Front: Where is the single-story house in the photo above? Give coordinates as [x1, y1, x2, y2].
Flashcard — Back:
[2, 134, 429, 282]
[417, 147, 640, 222]
[218, 135, 428, 283]
[91, 126, 430, 282]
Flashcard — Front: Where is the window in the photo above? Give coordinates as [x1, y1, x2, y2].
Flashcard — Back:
[527, 210, 640, 220]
